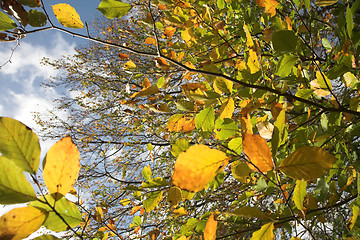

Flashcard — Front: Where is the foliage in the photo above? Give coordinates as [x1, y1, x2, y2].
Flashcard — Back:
[2, 0, 360, 239]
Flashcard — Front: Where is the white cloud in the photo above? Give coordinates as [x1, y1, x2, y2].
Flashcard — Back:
[0, 32, 77, 156]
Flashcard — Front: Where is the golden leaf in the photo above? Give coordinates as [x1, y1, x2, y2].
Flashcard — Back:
[171, 145, 228, 192]
[247, 49, 261, 74]
[125, 60, 136, 69]
[0, 206, 46, 240]
[250, 222, 274, 240]
[164, 26, 176, 37]
[255, 0, 279, 17]
[52, 4, 84, 28]
[279, 146, 337, 181]
[145, 37, 156, 45]
[219, 98, 235, 119]
[43, 137, 80, 197]
[243, 133, 273, 172]
[204, 213, 217, 240]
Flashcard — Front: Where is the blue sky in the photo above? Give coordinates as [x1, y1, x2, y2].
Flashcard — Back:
[0, 1, 102, 237]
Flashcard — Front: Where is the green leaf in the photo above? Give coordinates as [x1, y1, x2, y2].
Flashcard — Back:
[228, 137, 243, 155]
[279, 146, 337, 181]
[322, 38, 332, 50]
[142, 165, 152, 181]
[171, 138, 190, 157]
[28, 10, 47, 27]
[0, 12, 17, 31]
[175, 100, 195, 111]
[346, 5, 354, 38]
[33, 235, 61, 240]
[275, 54, 298, 77]
[230, 206, 267, 219]
[129, 215, 141, 228]
[97, 0, 132, 19]
[195, 107, 215, 132]
[143, 191, 163, 212]
[272, 30, 298, 53]
[315, 0, 338, 6]
[217, 0, 225, 10]
[250, 222, 274, 240]
[0, 117, 40, 173]
[0, 156, 37, 204]
[214, 118, 238, 140]
[142, 177, 169, 188]
[231, 161, 251, 183]
[29, 195, 82, 232]
[271, 108, 285, 156]
[295, 88, 314, 100]
[293, 179, 307, 210]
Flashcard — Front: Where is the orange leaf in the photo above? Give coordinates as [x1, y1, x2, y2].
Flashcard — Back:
[155, 57, 171, 69]
[171, 145, 228, 192]
[242, 133, 273, 172]
[255, 0, 278, 17]
[130, 206, 142, 215]
[164, 26, 176, 37]
[118, 53, 129, 59]
[145, 37, 156, 46]
[43, 137, 80, 197]
[204, 213, 217, 240]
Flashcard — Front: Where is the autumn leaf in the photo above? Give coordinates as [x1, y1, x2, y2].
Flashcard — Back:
[0, 206, 46, 240]
[130, 85, 160, 98]
[167, 186, 182, 206]
[171, 145, 228, 192]
[250, 222, 274, 240]
[243, 133, 273, 172]
[293, 180, 307, 211]
[219, 98, 235, 119]
[279, 146, 337, 181]
[52, 4, 84, 28]
[255, 0, 278, 17]
[204, 213, 217, 240]
[43, 136, 80, 197]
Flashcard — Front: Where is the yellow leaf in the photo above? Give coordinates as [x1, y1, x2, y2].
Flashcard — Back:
[310, 71, 332, 97]
[243, 133, 273, 173]
[95, 206, 104, 222]
[251, 222, 274, 240]
[0, 206, 46, 240]
[130, 85, 160, 98]
[213, 77, 233, 94]
[293, 180, 307, 211]
[243, 24, 254, 49]
[219, 98, 235, 119]
[125, 60, 136, 69]
[43, 137, 80, 197]
[241, 114, 253, 134]
[52, 4, 84, 28]
[173, 207, 188, 217]
[255, 0, 278, 17]
[247, 49, 261, 74]
[167, 186, 182, 206]
[181, 28, 192, 43]
[171, 145, 228, 192]
[279, 146, 337, 181]
[167, 115, 195, 133]
[204, 213, 217, 240]
[348, 205, 359, 230]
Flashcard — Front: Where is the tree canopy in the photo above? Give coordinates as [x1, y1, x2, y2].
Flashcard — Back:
[1, 0, 360, 239]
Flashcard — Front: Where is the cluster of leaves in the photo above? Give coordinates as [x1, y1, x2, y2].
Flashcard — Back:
[2, 0, 360, 239]
[0, 117, 81, 239]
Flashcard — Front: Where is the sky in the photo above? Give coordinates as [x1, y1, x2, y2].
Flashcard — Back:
[0, 1, 101, 238]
